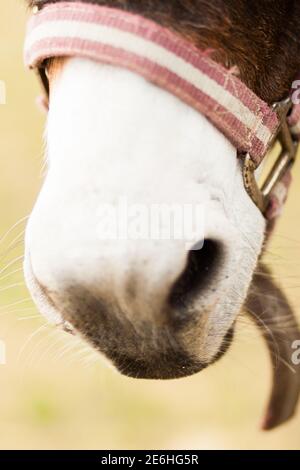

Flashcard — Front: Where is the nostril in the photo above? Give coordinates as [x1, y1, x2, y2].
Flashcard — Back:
[168, 239, 224, 309]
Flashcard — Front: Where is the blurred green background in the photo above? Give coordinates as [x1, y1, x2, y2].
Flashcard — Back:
[1, 1, 300, 450]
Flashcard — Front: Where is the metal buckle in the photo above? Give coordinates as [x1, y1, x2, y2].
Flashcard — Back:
[242, 97, 298, 215]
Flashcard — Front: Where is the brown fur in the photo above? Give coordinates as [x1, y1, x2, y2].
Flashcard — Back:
[28, 0, 300, 104]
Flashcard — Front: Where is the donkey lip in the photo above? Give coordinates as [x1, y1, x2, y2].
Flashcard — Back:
[25, 253, 235, 379]
[107, 327, 235, 380]
[111, 355, 209, 380]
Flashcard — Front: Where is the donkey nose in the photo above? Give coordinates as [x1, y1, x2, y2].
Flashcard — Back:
[25, 229, 225, 378]
[168, 239, 223, 310]
[28, 236, 224, 321]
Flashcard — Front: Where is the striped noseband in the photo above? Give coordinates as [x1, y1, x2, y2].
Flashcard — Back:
[24, 2, 300, 220]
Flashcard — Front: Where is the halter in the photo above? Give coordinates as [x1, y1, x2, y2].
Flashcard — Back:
[24, 2, 300, 220]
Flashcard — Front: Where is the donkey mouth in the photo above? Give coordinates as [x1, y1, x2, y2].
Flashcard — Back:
[109, 327, 235, 380]
[24, 253, 235, 380]
[110, 353, 208, 380]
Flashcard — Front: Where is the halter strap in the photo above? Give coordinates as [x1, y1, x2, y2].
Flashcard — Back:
[24, 2, 300, 219]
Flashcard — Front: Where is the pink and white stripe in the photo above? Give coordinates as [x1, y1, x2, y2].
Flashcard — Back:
[288, 104, 300, 139]
[24, 2, 282, 164]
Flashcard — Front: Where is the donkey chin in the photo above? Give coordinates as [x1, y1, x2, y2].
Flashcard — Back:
[24, 58, 265, 379]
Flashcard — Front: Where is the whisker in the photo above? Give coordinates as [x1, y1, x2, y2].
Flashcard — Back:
[35, 331, 70, 366]
[18, 314, 41, 321]
[20, 326, 56, 372]
[0, 267, 24, 283]
[0, 216, 28, 246]
[17, 322, 48, 365]
[0, 297, 32, 314]
[0, 240, 24, 266]
[0, 282, 25, 293]
[0, 255, 24, 277]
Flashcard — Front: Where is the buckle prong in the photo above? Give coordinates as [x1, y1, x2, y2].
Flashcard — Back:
[242, 97, 298, 215]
